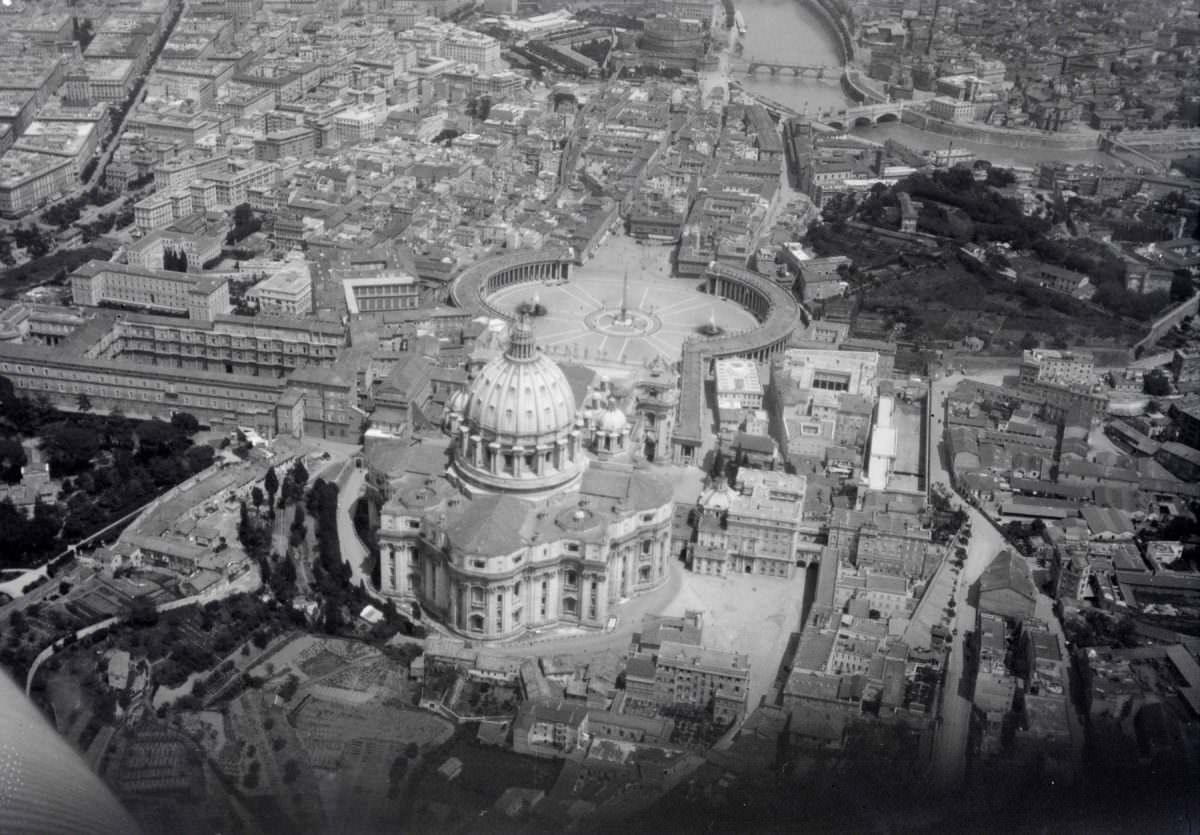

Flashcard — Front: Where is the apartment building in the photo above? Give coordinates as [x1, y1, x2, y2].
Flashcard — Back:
[441, 31, 502, 73]
[247, 261, 313, 316]
[651, 641, 750, 725]
[0, 150, 75, 217]
[127, 104, 222, 148]
[929, 95, 976, 122]
[333, 109, 379, 146]
[133, 189, 195, 231]
[253, 127, 317, 162]
[154, 152, 230, 192]
[1019, 348, 1095, 386]
[81, 58, 138, 102]
[724, 469, 810, 578]
[215, 82, 276, 122]
[715, 357, 764, 410]
[0, 58, 65, 112]
[189, 161, 277, 211]
[342, 272, 420, 316]
[14, 121, 98, 177]
[0, 90, 39, 138]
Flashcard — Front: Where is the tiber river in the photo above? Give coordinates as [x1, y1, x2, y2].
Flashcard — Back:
[734, 0, 1113, 167]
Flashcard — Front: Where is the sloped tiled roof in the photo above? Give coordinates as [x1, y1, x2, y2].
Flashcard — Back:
[979, 550, 1037, 603]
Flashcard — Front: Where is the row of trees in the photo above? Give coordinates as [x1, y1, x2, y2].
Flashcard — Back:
[309, 478, 353, 634]
[41, 185, 119, 230]
[239, 460, 316, 608]
[264, 460, 309, 510]
[237, 496, 299, 606]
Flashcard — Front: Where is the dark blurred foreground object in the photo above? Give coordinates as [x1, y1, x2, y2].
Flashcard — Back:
[0, 671, 141, 834]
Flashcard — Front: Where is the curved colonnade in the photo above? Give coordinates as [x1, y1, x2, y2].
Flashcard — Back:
[449, 247, 575, 321]
[674, 262, 802, 452]
[449, 250, 798, 356]
[448, 251, 802, 461]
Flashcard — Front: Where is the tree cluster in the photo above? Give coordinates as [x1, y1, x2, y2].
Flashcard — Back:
[119, 593, 299, 692]
[40, 186, 118, 230]
[0, 245, 110, 289]
[1031, 237, 1167, 321]
[1062, 609, 1137, 650]
[897, 168, 1050, 249]
[236, 501, 297, 603]
[226, 203, 263, 245]
[0, 379, 210, 569]
[307, 479, 352, 634]
[73, 18, 95, 50]
[0, 226, 53, 265]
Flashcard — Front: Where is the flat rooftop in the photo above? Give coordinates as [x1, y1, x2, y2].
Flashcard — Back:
[254, 261, 312, 294]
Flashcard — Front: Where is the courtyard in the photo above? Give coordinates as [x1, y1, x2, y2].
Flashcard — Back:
[661, 568, 810, 709]
[487, 234, 760, 371]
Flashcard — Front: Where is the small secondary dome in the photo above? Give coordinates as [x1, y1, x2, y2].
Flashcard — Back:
[597, 402, 628, 434]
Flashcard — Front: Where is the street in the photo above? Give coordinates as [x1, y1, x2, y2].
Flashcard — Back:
[927, 373, 1008, 792]
[334, 465, 374, 595]
[926, 372, 1085, 791]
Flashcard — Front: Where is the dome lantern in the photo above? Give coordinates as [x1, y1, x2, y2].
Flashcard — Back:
[506, 313, 537, 362]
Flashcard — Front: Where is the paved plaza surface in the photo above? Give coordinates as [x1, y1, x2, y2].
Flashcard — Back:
[661, 569, 809, 710]
[488, 235, 759, 369]
[481, 562, 807, 713]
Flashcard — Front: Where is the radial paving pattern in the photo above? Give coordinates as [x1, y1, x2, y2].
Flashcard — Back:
[488, 273, 759, 367]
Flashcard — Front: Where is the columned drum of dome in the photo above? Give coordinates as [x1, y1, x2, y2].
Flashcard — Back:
[448, 315, 586, 499]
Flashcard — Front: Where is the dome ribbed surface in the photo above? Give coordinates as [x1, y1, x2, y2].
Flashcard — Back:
[464, 319, 576, 441]
[597, 406, 627, 433]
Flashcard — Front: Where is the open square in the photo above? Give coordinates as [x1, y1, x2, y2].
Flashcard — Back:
[486, 239, 760, 369]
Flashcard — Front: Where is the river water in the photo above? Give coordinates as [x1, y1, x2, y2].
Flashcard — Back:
[734, 0, 1112, 166]
[735, 0, 846, 116]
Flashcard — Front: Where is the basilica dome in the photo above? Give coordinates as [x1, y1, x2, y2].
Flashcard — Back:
[462, 318, 577, 443]
[449, 316, 585, 497]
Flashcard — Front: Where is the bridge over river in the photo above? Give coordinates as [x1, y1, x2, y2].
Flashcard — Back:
[731, 57, 839, 78]
[731, 80, 910, 129]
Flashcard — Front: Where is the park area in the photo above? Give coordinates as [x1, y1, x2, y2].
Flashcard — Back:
[858, 263, 1146, 351]
[808, 167, 1177, 352]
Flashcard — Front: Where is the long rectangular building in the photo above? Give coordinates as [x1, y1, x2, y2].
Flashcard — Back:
[70, 261, 231, 321]
[0, 337, 287, 435]
[0, 307, 356, 438]
[107, 312, 345, 377]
